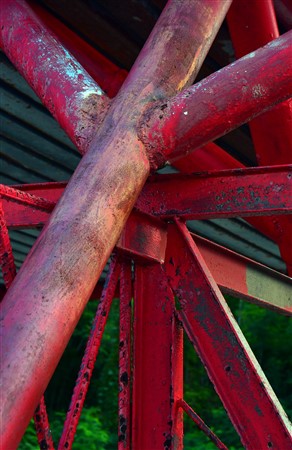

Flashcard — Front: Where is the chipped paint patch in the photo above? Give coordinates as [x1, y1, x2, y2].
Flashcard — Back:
[252, 84, 267, 98]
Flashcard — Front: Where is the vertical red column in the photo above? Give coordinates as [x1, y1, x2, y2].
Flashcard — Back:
[118, 260, 132, 448]
[227, 0, 292, 274]
[132, 263, 183, 449]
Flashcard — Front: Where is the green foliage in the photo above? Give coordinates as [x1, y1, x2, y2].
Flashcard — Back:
[19, 421, 39, 450]
[19, 408, 109, 450]
[20, 293, 291, 449]
[50, 408, 109, 449]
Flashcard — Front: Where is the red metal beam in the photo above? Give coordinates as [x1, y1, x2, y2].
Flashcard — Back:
[118, 261, 132, 449]
[58, 257, 121, 449]
[117, 210, 167, 264]
[0, 202, 16, 289]
[140, 31, 292, 167]
[132, 263, 183, 449]
[4, 0, 286, 270]
[178, 400, 228, 450]
[2, 0, 289, 274]
[171, 143, 292, 274]
[2, 183, 291, 314]
[28, 1, 127, 98]
[228, 0, 279, 56]
[4, 168, 292, 223]
[228, 0, 291, 159]
[172, 142, 243, 173]
[0, 1, 231, 446]
[137, 165, 292, 219]
[193, 234, 292, 315]
[227, 0, 292, 275]
[164, 220, 292, 449]
[0, 0, 110, 154]
[0, 184, 55, 212]
[33, 398, 54, 450]
[1, 182, 65, 228]
[3, 174, 285, 268]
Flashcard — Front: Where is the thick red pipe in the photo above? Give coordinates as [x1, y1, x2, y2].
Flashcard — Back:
[2, 0, 288, 264]
[227, 0, 292, 274]
[0, 1, 231, 447]
[28, 1, 127, 98]
[0, 0, 110, 154]
[228, 0, 279, 54]
[227, 0, 291, 166]
[140, 31, 292, 167]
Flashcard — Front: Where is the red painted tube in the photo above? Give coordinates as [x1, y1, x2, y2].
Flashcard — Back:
[228, 0, 279, 56]
[0, 0, 110, 154]
[141, 31, 292, 167]
[227, 0, 292, 166]
[0, 1, 232, 447]
[28, 1, 127, 98]
[227, 0, 292, 275]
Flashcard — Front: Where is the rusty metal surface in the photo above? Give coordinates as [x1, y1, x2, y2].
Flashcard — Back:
[132, 263, 182, 449]
[0, 0, 110, 154]
[0, 1, 233, 446]
[140, 31, 292, 167]
[118, 261, 132, 448]
[0, 12, 288, 277]
[137, 165, 292, 219]
[0, 0, 291, 448]
[58, 257, 121, 449]
[0, 202, 16, 289]
[192, 233, 292, 315]
[171, 141, 291, 271]
[165, 220, 292, 449]
[2, 183, 291, 313]
[34, 397, 54, 450]
[227, 0, 292, 276]
[29, 1, 127, 98]
[0, 183, 55, 212]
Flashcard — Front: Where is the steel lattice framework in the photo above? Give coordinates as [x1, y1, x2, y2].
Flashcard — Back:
[0, 0, 292, 449]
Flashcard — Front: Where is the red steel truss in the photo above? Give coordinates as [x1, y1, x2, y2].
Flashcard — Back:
[0, 0, 292, 448]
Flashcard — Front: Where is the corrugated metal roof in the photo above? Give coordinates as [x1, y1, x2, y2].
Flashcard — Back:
[0, 10, 287, 288]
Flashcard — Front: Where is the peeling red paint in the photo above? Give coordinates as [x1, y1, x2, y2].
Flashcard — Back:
[0, 0, 291, 448]
[140, 31, 292, 167]
[165, 220, 292, 449]
[118, 261, 132, 449]
[0, 0, 110, 154]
